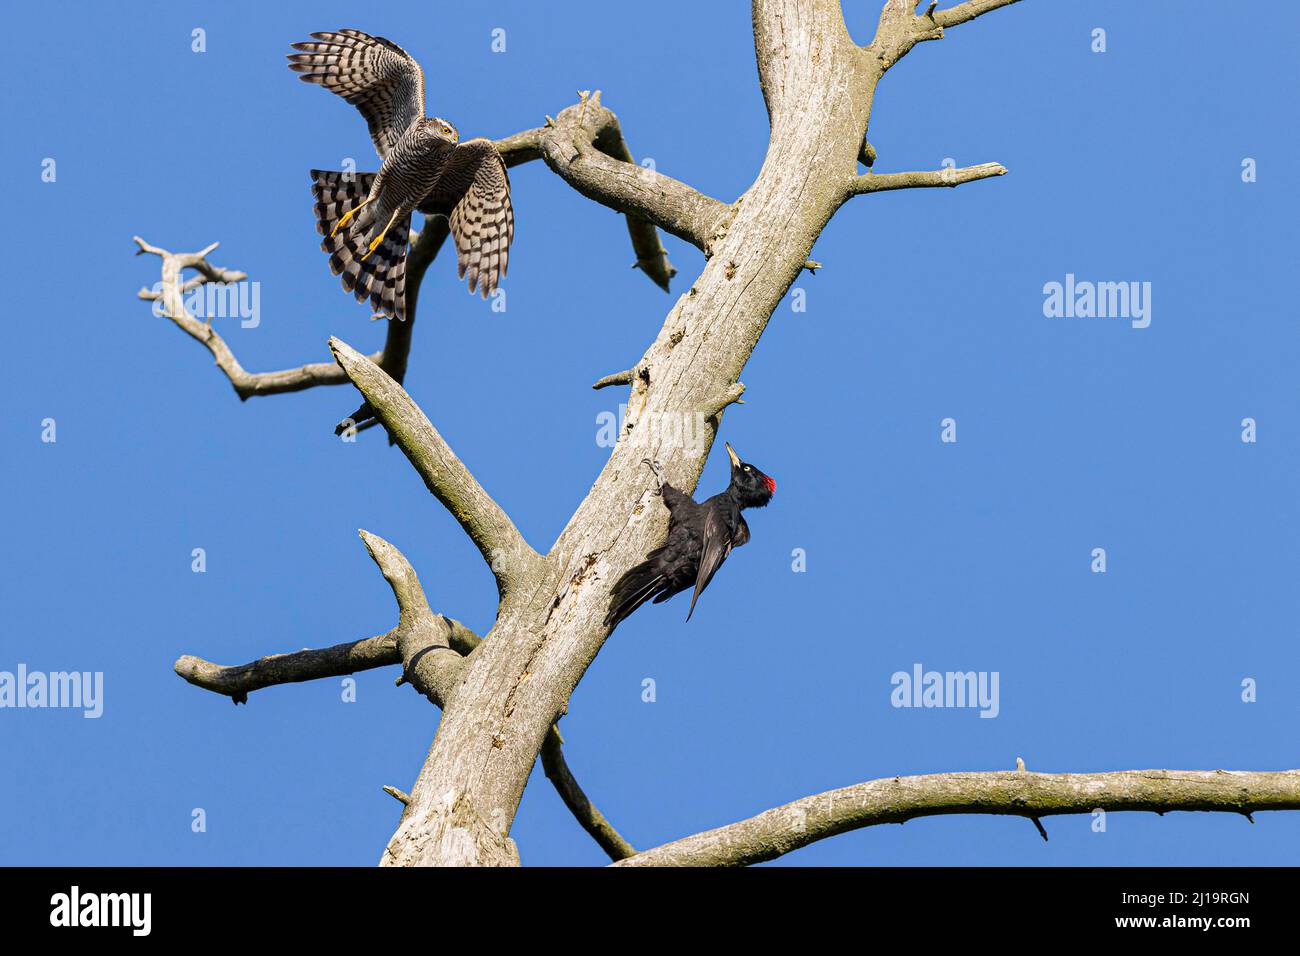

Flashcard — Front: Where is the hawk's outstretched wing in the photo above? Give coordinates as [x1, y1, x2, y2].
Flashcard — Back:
[288, 29, 425, 159]
[418, 139, 514, 299]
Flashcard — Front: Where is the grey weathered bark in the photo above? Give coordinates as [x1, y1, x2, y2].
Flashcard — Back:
[153, 0, 1300, 866]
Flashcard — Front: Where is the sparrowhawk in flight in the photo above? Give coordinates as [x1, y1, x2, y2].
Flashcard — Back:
[288, 29, 515, 321]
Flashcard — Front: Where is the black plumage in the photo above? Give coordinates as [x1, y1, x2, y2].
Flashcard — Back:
[606, 443, 776, 629]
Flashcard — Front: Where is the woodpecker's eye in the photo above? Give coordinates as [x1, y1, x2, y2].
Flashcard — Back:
[743, 465, 751, 472]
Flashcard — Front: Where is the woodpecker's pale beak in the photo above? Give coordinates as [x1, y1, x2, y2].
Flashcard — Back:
[725, 442, 742, 469]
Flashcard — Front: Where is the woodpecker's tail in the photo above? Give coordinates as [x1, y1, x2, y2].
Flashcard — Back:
[605, 558, 669, 630]
[310, 169, 409, 322]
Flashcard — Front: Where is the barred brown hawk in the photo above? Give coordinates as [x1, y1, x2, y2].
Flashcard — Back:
[288, 29, 514, 320]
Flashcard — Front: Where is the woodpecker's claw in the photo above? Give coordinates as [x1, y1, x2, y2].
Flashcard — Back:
[642, 458, 665, 491]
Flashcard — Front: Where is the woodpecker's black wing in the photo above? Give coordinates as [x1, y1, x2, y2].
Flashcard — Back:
[660, 482, 696, 515]
[605, 482, 702, 628]
[685, 509, 748, 621]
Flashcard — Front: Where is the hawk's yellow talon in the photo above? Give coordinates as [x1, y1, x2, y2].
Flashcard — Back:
[360, 211, 402, 262]
[360, 229, 388, 262]
[331, 198, 372, 238]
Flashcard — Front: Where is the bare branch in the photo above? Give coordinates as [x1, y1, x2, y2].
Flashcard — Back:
[849, 161, 1007, 195]
[174, 632, 399, 706]
[358, 530, 466, 706]
[868, 0, 1024, 71]
[134, 236, 368, 399]
[494, 127, 545, 167]
[384, 786, 411, 806]
[540, 726, 636, 862]
[539, 91, 731, 268]
[328, 338, 542, 596]
[615, 768, 1300, 866]
[173, 530, 471, 708]
[699, 381, 747, 419]
[931, 0, 1023, 29]
[591, 368, 636, 391]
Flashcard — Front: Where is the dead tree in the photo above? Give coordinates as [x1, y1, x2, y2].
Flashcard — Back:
[139, 0, 1300, 866]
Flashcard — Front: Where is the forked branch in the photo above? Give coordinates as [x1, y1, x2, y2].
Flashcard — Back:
[173, 529, 470, 708]
[134, 236, 366, 398]
[539, 92, 732, 264]
[357, 530, 466, 706]
[173, 530, 631, 858]
[869, 0, 1024, 71]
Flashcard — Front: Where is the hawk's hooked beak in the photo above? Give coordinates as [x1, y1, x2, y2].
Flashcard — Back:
[725, 442, 742, 469]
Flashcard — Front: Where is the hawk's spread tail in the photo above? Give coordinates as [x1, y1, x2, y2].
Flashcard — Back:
[311, 169, 409, 322]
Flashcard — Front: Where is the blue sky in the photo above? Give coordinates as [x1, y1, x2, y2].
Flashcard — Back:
[2, 0, 1297, 866]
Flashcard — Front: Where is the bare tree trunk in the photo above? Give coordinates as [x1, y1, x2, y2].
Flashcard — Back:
[377, 0, 875, 867]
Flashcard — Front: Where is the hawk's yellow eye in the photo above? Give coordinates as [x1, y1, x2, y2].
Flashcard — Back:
[442, 126, 453, 137]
